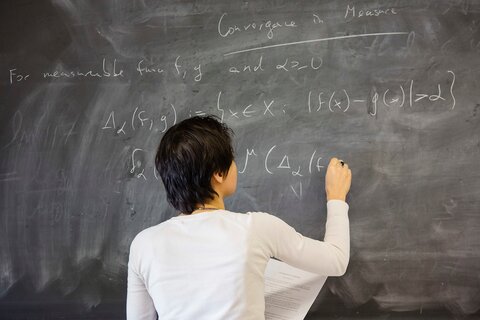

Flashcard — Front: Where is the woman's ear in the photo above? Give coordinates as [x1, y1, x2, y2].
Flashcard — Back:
[212, 171, 224, 184]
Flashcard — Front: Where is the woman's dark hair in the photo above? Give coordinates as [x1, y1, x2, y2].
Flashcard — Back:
[155, 115, 234, 214]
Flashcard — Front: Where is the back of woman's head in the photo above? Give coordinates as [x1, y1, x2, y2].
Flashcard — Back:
[155, 115, 234, 214]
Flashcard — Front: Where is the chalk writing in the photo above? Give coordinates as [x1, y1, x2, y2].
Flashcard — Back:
[9, 68, 30, 84]
[174, 56, 203, 82]
[101, 103, 177, 135]
[307, 70, 457, 115]
[218, 12, 297, 40]
[216, 91, 284, 122]
[214, 71, 457, 124]
[228, 55, 265, 74]
[227, 55, 323, 74]
[9, 56, 203, 84]
[236, 145, 325, 177]
[136, 59, 164, 76]
[276, 56, 322, 71]
[42, 58, 124, 79]
[126, 143, 325, 199]
[97, 67, 458, 200]
[312, 14, 324, 24]
[130, 148, 147, 180]
[344, 4, 398, 19]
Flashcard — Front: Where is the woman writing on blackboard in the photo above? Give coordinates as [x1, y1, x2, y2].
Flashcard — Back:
[127, 115, 351, 319]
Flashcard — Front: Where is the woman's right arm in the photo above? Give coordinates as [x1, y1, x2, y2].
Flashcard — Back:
[254, 157, 352, 276]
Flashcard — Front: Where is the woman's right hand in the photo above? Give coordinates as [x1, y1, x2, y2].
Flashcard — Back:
[325, 158, 352, 202]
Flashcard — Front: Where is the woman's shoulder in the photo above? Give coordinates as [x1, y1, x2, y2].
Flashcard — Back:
[224, 209, 277, 222]
[130, 221, 171, 246]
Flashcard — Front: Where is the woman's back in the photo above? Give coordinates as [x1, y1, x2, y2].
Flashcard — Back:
[128, 203, 349, 320]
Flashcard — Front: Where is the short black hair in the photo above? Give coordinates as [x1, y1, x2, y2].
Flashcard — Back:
[155, 115, 234, 214]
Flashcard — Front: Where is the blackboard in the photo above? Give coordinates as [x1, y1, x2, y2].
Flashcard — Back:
[1, 0, 480, 319]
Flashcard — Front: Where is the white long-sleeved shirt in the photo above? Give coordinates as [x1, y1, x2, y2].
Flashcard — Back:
[127, 200, 349, 320]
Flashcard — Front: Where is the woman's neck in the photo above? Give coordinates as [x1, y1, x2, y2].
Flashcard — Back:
[194, 196, 225, 212]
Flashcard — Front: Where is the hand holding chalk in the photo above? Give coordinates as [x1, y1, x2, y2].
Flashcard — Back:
[325, 157, 352, 202]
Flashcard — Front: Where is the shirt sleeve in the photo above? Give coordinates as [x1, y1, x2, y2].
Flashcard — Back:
[126, 238, 157, 320]
[252, 199, 350, 276]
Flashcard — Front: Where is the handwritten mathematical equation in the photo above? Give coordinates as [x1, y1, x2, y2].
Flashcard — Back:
[99, 70, 457, 137]
[307, 70, 457, 115]
[127, 144, 326, 199]
[227, 55, 323, 74]
[237, 146, 325, 177]
[101, 103, 177, 136]
[215, 70, 457, 122]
